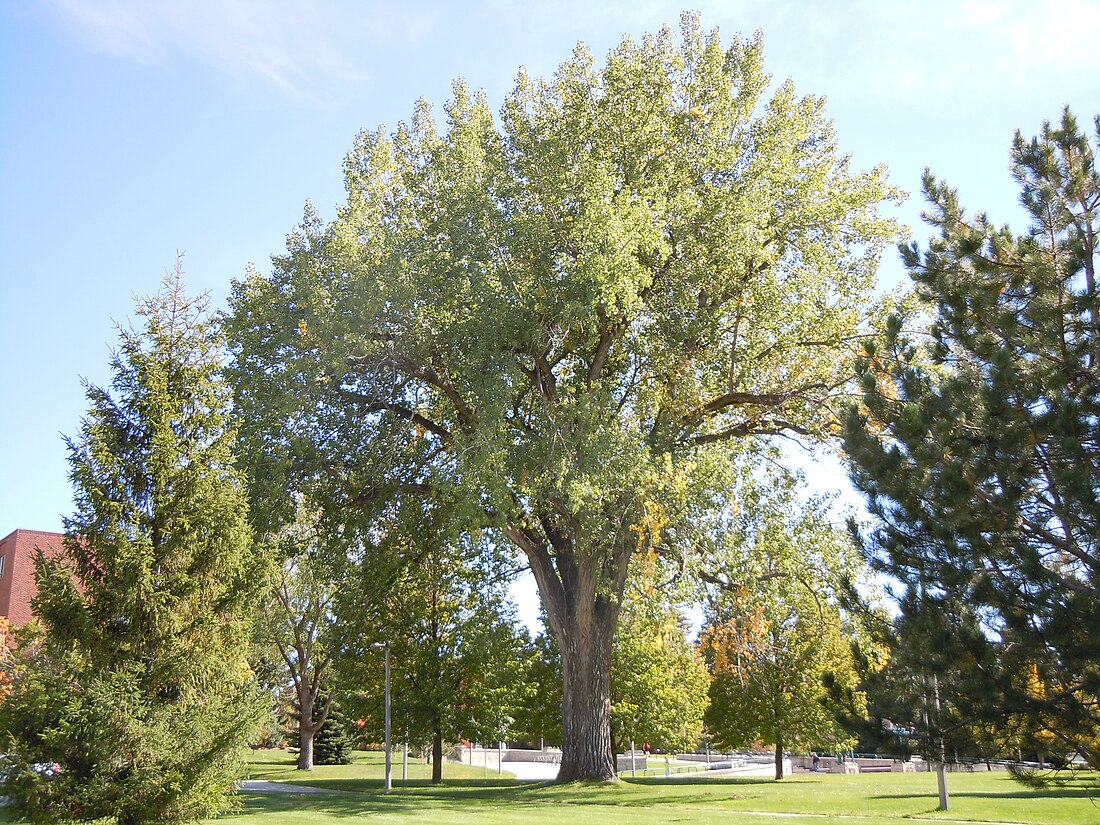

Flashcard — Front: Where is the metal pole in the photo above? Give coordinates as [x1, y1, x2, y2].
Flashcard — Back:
[403, 741, 408, 783]
[383, 642, 392, 791]
[371, 641, 393, 791]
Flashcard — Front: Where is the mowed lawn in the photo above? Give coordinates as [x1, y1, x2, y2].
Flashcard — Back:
[214, 750, 1099, 825]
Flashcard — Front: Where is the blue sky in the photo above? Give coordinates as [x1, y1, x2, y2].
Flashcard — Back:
[2, 0, 1098, 544]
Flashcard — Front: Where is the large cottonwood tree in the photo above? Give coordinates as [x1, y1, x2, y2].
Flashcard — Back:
[225, 14, 899, 780]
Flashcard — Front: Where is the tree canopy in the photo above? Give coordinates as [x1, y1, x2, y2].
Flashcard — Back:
[844, 109, 1100, 771]
[225, 12, 901, 780]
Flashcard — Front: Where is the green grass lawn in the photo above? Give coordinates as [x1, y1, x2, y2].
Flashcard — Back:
[245, 747, 505, 785]
[215, 750, 1100, 825]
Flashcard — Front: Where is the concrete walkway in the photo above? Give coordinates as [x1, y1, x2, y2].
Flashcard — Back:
[462, 749, 561, 781]
[240, 779, 347, 794]
[498, 760, 561, 781]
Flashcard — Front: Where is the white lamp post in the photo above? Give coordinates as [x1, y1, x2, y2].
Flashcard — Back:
[369, 641, 392, 791]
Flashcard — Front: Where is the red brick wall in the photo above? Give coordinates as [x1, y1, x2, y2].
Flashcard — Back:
[0, 529, 65, 626]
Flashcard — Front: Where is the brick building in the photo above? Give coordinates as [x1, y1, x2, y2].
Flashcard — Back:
[0, 529, 65, 626]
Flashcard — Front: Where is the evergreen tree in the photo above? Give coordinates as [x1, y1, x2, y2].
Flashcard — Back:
[312, 692, 354, 766]
[845, 110, 1100, 772]
[0, 266, 269, 824]
[838, 581, 998, 762]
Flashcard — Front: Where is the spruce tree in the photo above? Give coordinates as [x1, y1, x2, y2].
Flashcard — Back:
[845, 110, 1100, 771]
[0, 265, 269, 824]
[312, 693, 354, 766]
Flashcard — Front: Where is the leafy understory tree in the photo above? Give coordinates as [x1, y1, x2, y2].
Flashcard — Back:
[844, 109, 1100, 779]
[0, 264, 269, 825]
[265, 537, 337, 771]
[700, 467, 867, 780]
[226, 13, 901, 780]
[611, 552, 709, 755]
[332, 501, 527, 784]
[510, 623, 563, 750]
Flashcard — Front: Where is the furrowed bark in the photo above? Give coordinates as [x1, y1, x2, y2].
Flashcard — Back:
[555, 603, 619, 782]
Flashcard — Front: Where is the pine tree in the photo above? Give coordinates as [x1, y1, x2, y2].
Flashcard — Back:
[845, 110, 1100, 772]
[0, 264, 269, 824]
[312, 693, 354, 766]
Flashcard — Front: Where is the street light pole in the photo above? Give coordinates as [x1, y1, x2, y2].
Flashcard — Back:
[370, 641, 392, 791]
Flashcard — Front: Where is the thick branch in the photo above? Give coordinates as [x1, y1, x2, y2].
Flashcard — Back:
[692, 418, 814, 445]
[347, 352, 477, 429]
[336, 387, 453, 443]
[586, 304, 622, 387]
[502, 520, 567, 634]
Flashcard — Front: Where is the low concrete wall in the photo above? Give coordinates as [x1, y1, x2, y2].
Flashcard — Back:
[502, 748, 562, 764]
[453, 746, 563, 764]
[794, 755, 916, 773]
[678, 753, 735, 763]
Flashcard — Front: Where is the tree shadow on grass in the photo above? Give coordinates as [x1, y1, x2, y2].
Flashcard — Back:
[227, 793, 424, 819]
[249, 777, 561, 797]
[228, 783, 633, 821]
[624, 777, 778, 786]
[873, 787, 1097, 801]
[234, 778, 750, 811]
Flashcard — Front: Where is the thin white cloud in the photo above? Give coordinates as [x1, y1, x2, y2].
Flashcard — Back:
[45, 0, 1100, 111]
[794, 0, 1100, 105]
[48, 0, 436, 102]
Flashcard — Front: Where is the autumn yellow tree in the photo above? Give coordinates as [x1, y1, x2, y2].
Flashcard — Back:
[700, 468, 866, 779]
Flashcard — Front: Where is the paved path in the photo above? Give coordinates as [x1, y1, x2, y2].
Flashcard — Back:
[499, 760, 561, 781]
[240, 780, 346, 794]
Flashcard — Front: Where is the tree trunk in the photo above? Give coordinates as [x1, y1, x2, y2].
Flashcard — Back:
[774, 737, 784, 780]
[554, 604, 618, 782]
[298, 729, 315, 771]
[504, 514, 633, 783]
[293, 681, 329, 770]
[297, 691, 317, 770]
[432, 725, 443, 784]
